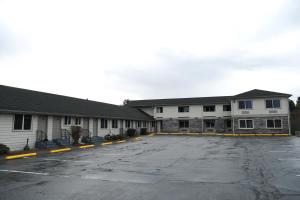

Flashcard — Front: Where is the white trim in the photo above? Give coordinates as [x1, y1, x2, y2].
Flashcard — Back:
[238, 119, 254, 129]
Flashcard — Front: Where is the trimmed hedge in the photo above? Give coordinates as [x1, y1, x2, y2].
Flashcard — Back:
[140, 128, 148, 135]
[0, 144, 10, 155]
[126, 129, 136, 137]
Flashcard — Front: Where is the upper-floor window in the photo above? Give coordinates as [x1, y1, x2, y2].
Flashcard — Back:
[75, 117, 81, 125]
[239, 119, 254, 129]
[266, 99, 280, 109]
[178, 106, 189, 113]
[112, 119, 118, 128]
[64, 116, 71, 125]
[101, 119, 108, 129]
[203, 105, 215, 112]
[125, 120, 131, 128]
[156, 107, 163, 113]
[238, 100, 252, 109]
[266, 119, 282, 129]
[223, 105, 231, 111]
[179, 120, 189, 128]
[14, 114, 32, 130]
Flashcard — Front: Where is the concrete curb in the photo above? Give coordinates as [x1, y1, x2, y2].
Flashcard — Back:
[0, 137, 143, 161]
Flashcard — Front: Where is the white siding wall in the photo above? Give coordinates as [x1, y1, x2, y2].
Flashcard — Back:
[140, 107, 154, 116]
[232, 98, 289, 116]
[0, 114, 38, 151]
[154, 105, 231, 118]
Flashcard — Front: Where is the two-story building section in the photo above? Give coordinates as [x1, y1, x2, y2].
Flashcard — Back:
[126, 89, 292, 135]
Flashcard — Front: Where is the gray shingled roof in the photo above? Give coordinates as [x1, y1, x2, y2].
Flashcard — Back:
[0, 85, 153, 121]
[126, 96, 232, 107]
[126, 89, 291, 107]
[234, 89, 292, 99]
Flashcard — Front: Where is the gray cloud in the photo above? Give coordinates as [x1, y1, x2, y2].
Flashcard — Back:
[256, 0, 300, 40]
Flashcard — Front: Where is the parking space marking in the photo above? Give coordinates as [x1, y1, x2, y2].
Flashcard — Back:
[269, 151, 287, 153]
[296, 175, 300, 177]
[0, 169, 49, 176]
[40, 158, 94, 163]
[278, 158, 300, 161]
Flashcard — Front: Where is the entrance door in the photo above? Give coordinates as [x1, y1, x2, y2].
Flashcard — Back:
[93, 119, 98, 136]
[52, 116, 61, 139]
[37, 115, 48, 140]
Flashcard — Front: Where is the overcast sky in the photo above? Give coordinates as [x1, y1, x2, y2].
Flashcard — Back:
[0, 0, 300, 104]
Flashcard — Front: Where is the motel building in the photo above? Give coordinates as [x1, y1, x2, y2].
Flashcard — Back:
[0, 85, 291, 151]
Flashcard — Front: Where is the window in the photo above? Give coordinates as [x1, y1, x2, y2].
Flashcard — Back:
[266, 99, 281, 109]
[156, 107, 163, 113]
[223, 105, 231, 111]
[225, 119, 232, 128]
[143, 121, 147, 127]
[14, 114, 32, 130]
[112, 119, 118, 128]
[239, 119, 254, 129]
[101, 119, 108, 129]
[151, 121, 155, 127]
[64, 116, 71, 125]
[178, 106, 189, 112]
[238, 100, 252, 109]
[205, 121, 215, 128]
[179, 120, 189, 128]
[137, 121, 141, 128]
[267, 119, 282, 129]
[75, 117, 81, 125]
[203, 105, 215, 112]
[125, 120, 131, 128]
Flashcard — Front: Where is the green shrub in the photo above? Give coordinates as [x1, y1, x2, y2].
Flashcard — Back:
[0, 144, 10, 155]
[140, 128, 148, 135]
[104, 134, 125, 141]
[71, 126, 82, 145]
[126, 129, 136, 137]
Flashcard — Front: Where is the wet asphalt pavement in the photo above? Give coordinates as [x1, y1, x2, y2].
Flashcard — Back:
[0, 136, 300, 200]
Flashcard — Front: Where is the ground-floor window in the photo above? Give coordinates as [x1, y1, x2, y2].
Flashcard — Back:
[64, 116, 71, 125]
[112, 119, 118, 128]
[143, 121, 147, 127]
[266, 119, 282, 129]
[75, 117, 81, 125]
[205, 120, 215, 128]
[225, 119, 232, 128]
[179, 120, 189, 128]
[125, 120, 131, 128]
[239, 119, 254, 129]
[151, 121, 155, 127]
[101, 119, 108, 129]
[14, 114, 32, 130]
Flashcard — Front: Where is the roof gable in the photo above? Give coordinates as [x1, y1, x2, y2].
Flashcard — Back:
[234, 89, 292, 99]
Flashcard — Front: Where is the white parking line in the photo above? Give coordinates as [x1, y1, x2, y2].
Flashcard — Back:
[269, 151, 287, 153]
[296, 175, 300, 177]
[0, 169, 49, 176]
[278, 158, 300, 161]
[41, 158, 93, 163]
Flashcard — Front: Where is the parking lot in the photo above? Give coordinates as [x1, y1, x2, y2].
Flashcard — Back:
[0, 136, 300, 200]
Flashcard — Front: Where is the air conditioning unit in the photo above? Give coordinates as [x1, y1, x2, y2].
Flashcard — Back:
[268, 110, 278, 113]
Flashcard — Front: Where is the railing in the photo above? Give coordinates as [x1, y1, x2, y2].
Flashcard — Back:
[61, 129, 72, 143]
[36, 130, 47, 141]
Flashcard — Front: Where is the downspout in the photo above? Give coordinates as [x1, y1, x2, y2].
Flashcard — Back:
[232, 99, 235, 134]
